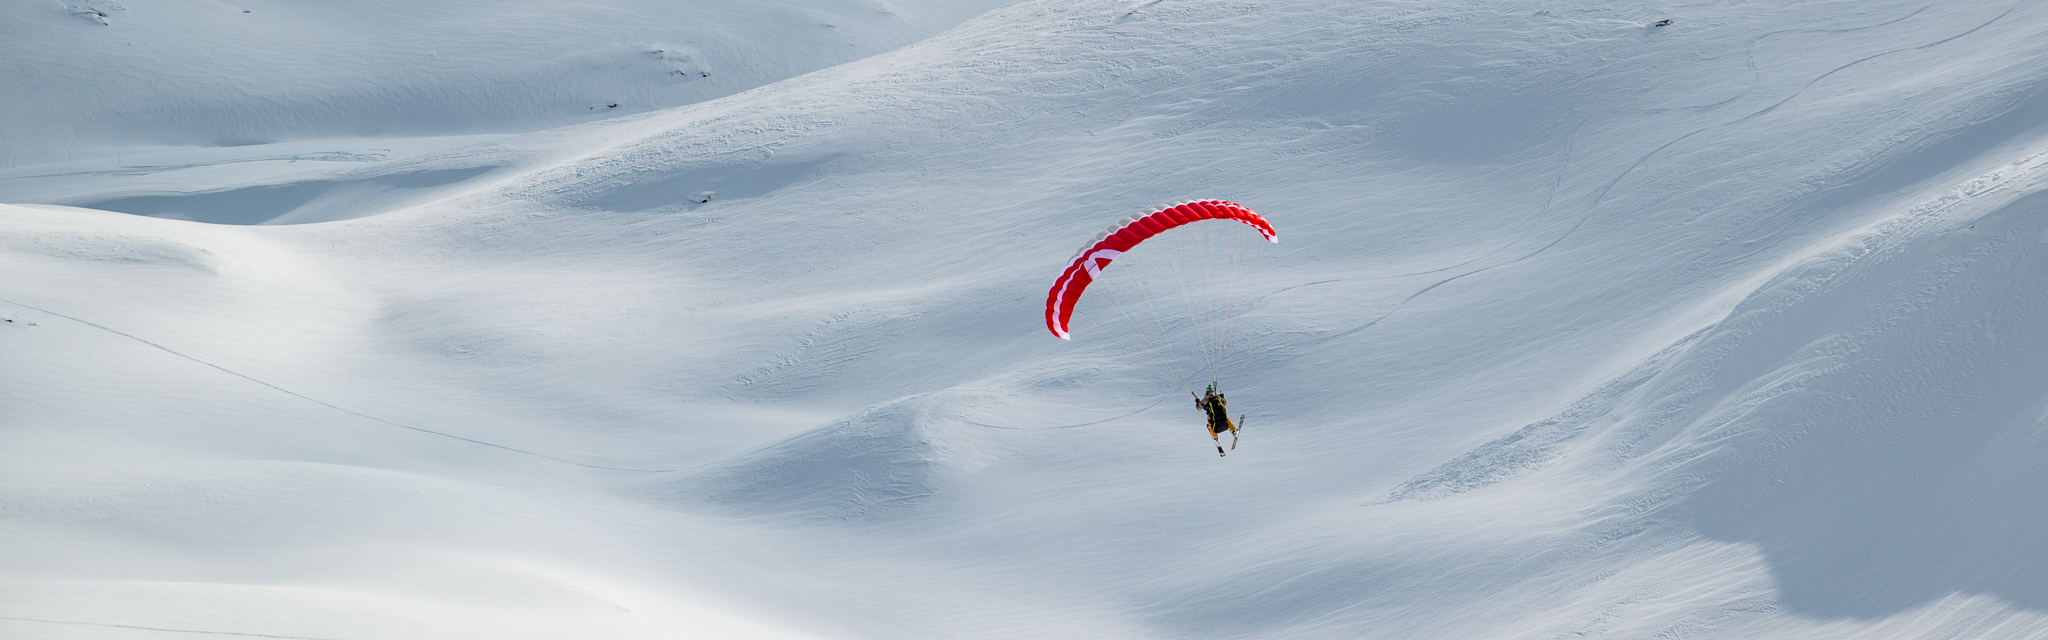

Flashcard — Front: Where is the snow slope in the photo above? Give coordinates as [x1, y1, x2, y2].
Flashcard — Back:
[0, 0, 1006, 167]
[7, 0, 2048, 638]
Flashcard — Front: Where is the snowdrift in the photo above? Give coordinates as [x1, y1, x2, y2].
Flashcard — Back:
[7, 0, 2048, 638]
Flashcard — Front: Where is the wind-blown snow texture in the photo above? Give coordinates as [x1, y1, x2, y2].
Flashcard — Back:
[6, 1, 2048, 638]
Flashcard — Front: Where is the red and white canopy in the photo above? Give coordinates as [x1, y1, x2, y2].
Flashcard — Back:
[1044, 200, 1276, 339]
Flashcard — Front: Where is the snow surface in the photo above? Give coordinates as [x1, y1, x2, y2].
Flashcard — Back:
[7, 0, 2048, 638]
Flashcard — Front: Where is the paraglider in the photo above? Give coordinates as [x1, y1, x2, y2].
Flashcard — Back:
[1195, 383, 1241, 457]
[1044, 199, 1275, 456]
[1044, 200, 1275, 340]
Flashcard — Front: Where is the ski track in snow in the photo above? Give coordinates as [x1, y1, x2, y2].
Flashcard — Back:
[8, 0, 2048, 638]
[0, 296, 679, 473]
[0, 615, 344, 640]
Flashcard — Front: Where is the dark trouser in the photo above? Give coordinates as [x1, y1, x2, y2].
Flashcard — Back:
[1207, 411, 1234, 436]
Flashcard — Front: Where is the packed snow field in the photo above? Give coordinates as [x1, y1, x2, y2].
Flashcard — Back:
[6, 0, 2048, 638]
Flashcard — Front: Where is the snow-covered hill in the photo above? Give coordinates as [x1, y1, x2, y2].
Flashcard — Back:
[6, 0, 2048, 638]
[0, 0, 1005, 167]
